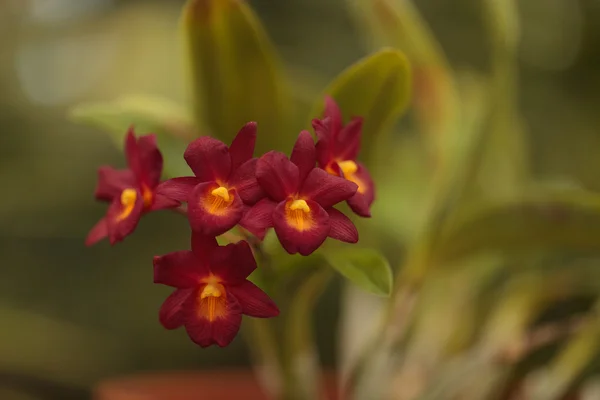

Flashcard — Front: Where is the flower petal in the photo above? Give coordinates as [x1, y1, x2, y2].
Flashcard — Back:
[327, 208, 358, 243]
[156, 177, 202, 202]
[136, 134, 163, 188]
[300, 168, 358, 208]
[184, 137, 231, 182]
[290, 130, 316, 182]
[209, 241, 257, 284]
[312, 118, 332, 168]
[228, 158, 264, 205]
[273, 199, 329, 256]
[323, 95, 343, 133]
[184, 292, 243, 348]
[239, 198, 277, 240]
[228, 281, 279, 318]
[256, 151, 299, 202]
[335, 117, 363, 161]
[191, 232, 218, 258]
[159, 288, 194, 329]
[94, 166, 136, 201]
[228, 122, 257, 172]
[105, 193, 144, 245]
[153, 250, 208, 288]
[188, 182, 244, 236]
[124, 128, 140, 175]
[85, 218, 108, 246]
[150, 193, 181, 211]
[346, 163, 375, 218]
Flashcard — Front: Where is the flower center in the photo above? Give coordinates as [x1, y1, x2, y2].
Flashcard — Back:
[199, 281, 227, 322]
[337, 160, 358, 176]
[327, 160, 365, 194]
[203, 185, 234, 215]
[141, 184, 154, 208]
[285, 199, 313, 232]
[117, 188, 137, 221]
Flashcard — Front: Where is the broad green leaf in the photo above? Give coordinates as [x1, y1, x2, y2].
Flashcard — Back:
[323, 248, 393, 296]
[348, 0, 459, 141]
[433, 191, 600, 264]
[69, 95, 194, 177]
[311, 49, 411, 157]
[182, 0, 290, 152]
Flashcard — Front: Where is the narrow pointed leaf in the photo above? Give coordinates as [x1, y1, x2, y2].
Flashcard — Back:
[311, 49, 411, 156]
[69, 95, 194, 177]
[323, 248, 393, 296]
[182, 0, 289, 152]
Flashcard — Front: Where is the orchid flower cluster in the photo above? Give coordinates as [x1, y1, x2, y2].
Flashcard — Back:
[85, 97, 375, 348]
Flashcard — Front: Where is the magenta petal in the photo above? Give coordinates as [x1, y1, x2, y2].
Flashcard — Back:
[153, 250, 208, 288]
[300, 168, 358, 209]
[256, 151, 299, 202]
[327, 208, 358, 243]
[184, 137, 231, 182]
[188, 182, 244, 236]
[124, 128, 140, 175]
[228, 122, 257, 172]
[156, 177, 202, 203]
[184, 293, 243, 348]
[228, 281, 279, 318]
[229, 158, 265, 205]
[85, 218, 108, 246]
[346, 163, 375, 218]
[273, 199, 329, 256]
[136, 134, 163, 188]
[209, 241, 257, 283]
[239, 198, 277, 240]
[150, 193, 181, 211]
[94, 166, 136, 201]
[335, 117, 363, 161]
[323, 96, 343, 133]
[191, 232, 218, 258]
[105, 193, 144, 245]
[290, 130, 316, 182]
[159, 288, 194, 329]
[312, 117, 331, 143]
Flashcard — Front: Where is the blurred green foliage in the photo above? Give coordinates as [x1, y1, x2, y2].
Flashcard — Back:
[4, 0, 600, 399]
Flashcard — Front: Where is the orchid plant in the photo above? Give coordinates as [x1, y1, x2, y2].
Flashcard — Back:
[72, 0, 600, 399]
[86, 99, 370, 348]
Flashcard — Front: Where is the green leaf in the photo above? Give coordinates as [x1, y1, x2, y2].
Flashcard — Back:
[348, 0, 459, 141]
[323, 248, 393, 296]
[182, 0, 290, 152]
[69, 95, 195, 177]
[311, 49, 411, 157]
[433, 191, 600, 264]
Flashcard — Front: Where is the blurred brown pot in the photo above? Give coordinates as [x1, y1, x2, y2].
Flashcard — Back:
[94, 370, 338, 400]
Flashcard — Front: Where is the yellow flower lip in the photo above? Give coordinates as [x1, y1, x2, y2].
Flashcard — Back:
[201, 283, 223, 299]
[120, 188, 137, 205]
[338, 160, 358, 176]
[289, 199, 310, 213]
[117, 188, 137, 221]
[211, 186, 231, 202]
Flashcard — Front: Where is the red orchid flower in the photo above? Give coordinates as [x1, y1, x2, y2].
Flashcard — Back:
[241, 131, 359, 256]
[157, 122, 264, 236]
[86, 128, 179, 246]
[154, 233, 279, 348]
[312, 96, 375, 217]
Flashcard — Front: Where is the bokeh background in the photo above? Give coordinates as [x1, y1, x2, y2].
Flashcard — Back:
[2, 0, 600, 398]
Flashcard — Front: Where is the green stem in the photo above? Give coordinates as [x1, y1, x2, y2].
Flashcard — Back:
[282, 268, 334, 400]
